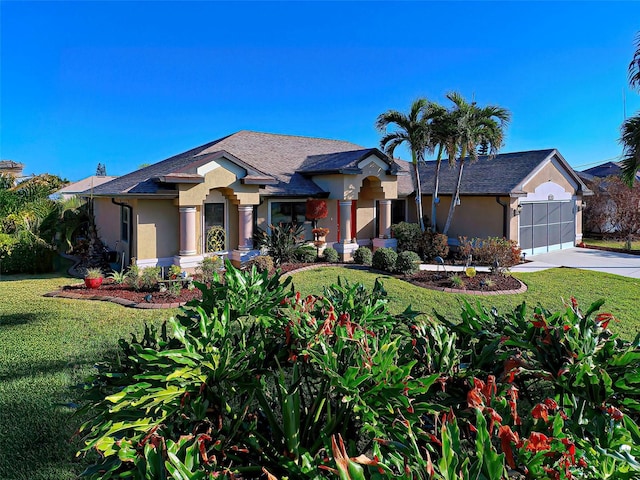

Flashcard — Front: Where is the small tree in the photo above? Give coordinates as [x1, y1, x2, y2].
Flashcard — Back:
[305, 199, 328, 229]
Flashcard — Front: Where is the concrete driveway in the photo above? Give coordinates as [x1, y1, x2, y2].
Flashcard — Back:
[510, 248, 640, 278]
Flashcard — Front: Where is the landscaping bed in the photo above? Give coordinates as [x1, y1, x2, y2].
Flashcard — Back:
[407, 270, 524, 293]
[60, 280, 202, 305]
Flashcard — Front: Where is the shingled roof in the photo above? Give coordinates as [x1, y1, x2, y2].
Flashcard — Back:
[91, 131, 386, 197]
[415, 149, 587, 195]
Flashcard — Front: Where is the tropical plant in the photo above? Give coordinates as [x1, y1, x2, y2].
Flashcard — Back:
[421, 230, 449, 260]
[441, 92, 511, 235]
[353, 246, 372, 266]
[197, 255, 223, 284]
[371, 247, 397, 272]
[247, 254, 274, 273]
[376, 98, 440, 231]
[254, 222, 307, 265]
[84, 267, 103, 279]
[621, 32, 640, 186]
[140, 266, 161, 291]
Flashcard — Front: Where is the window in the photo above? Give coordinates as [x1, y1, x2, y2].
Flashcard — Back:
[204, 203, 226, 252]
[121, 206, 130, 242]
[270, 201, 312, 240]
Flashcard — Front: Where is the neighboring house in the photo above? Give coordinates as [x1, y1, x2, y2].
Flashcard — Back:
[51, 175, 119, 200]
[88, 132, 591, 268]
[408, 149, 592, 257]
[0, 160, 25, 183]
[580, 160, 640, 181]
[88, 131, 403, 268]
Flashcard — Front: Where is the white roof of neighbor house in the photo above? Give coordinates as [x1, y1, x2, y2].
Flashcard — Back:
[53, 175, 118, 196]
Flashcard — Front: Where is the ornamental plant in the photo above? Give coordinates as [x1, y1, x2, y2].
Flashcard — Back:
[75, 263, 640, 479]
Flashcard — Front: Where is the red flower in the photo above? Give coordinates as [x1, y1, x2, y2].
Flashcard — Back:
[532, 403, 549, 422]
[486, 407, 503, 433]
[595, 313, 616, 329]
[606, 406, 624, 421]
[525, 432, 551, 453]
[498, 426, 520, 469]
[543, 398, 558, 410]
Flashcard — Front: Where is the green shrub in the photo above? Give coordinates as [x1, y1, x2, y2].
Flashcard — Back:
[372, 247, 397, 272]
[395, 250, 421, 275]
[75, 266, 640, 480]
[197, 255, 223, 284]
[421, 231, 449, 260]
[247, 254, 274, 273]
[0, 234, 55, 274]
[108, 270, 127, 284]
[391, 222, 422, 253]
[140, 267, 161, 291]
[124, 264, 142, 291]
[167, 264, 182, 279]
[353, 246, 372, 266]
[323, 246, 339, 263]
[294, 244, 317, 263]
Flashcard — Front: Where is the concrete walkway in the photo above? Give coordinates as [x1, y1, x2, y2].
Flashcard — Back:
[510, 248, 640, 278]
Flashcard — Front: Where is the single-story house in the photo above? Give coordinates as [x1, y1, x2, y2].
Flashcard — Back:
[409, 149, 592, 256]
[88, 131, 591, 268]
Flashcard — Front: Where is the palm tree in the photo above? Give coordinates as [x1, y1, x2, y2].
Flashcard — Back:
[376, 98, 435, 231]
[429, 105, 457, 232]
[621, 32, 640, 186]
[441, 92, 511, 236]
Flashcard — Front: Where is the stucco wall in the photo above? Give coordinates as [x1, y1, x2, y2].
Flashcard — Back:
[356, 199, 376, 240]
[136, 199, 179, 260]
[93, 198, 122, 252]
[521, 160, 577, 193]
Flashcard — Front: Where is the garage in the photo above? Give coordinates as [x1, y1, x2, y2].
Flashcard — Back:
[519, 201, 575, 256]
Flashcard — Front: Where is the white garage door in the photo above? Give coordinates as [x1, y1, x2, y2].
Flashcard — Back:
[519, 201, 575, 256]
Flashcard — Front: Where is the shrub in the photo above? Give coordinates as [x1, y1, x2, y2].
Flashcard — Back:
[421, 231, 449, 260]
[0, 234, 55, 274]
[372, 247, 397, 272]
[294, 244, 317, 263]
[391, 222, 422, 254]
[197, 255, 223, 284]
[471, 236, 521, 269]
[247, 254, 274, 273]
[108, 270, 126, 284]
[167, 264, 182, 279]
[254, 223, 306, 265]
[353, 246, 372, 266]
[75, 266, 640, 480]
[124, 265, 142, 291]
[140, 267, 161, 291]
[395, 250, 421, 275]
[323, 246, 339, 263]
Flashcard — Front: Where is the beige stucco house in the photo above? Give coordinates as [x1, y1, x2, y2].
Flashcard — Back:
[88, 131, 404, 268]
[406, 149, 592, 256]
[88, 132, 591, 269]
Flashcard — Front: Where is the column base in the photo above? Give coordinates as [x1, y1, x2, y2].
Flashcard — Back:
[173, 254, 204, 272]
[372, 238, 398, 252]
[334, 242, 360, 262]
[230, 249, 261, 268]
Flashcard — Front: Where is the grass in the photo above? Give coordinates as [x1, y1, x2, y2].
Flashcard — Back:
[0, 272, 174, 480]
[583, 236, 640, 251]
[289, 267, 640, 340]
[0, 266, 638, 478]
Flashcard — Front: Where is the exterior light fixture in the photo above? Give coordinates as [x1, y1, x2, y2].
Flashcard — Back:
[514, 204, 523, 216]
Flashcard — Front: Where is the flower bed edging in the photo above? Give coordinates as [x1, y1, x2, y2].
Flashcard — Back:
[43, 290, 186, 309]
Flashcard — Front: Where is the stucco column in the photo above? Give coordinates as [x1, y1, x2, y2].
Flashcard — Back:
[179, 207, 197, 255]
[379, 199, 392, 238]
[339, 200, 352, 243]
[238, 205, 254, 250]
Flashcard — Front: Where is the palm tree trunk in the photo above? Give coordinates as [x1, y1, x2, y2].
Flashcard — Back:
[431, 145, 444, 232]
[414, 161, 425, 232]
[442, 158, 465, 235]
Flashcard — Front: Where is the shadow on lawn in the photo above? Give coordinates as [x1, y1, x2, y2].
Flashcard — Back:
[0, 313, 41, 327]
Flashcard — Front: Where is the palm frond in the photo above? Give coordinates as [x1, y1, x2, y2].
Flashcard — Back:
[620, 113, 640, 186]
[629, 32, 640, 91]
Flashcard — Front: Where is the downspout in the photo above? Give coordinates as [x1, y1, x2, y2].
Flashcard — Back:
[495, 196, 508, 238]
[112, 198, 133, 267]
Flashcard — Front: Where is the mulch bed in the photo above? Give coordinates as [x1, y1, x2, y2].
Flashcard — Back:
[406, 271, 525, 294]
[61, 280, 202, 305]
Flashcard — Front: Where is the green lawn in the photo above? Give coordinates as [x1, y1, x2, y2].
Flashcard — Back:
[583, 236, 640, 251]
[289, 267, 640, 340]
[0, 273, 172, 480]
[0, 267, 638, 478]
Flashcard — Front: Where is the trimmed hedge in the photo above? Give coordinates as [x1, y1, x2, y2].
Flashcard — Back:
[395, 250, 421, 275]
[323, 247, 339, 263]
[372, 247, 397, 272]
[353, 246, 373, 266]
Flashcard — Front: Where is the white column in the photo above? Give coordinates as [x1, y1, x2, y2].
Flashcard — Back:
[339, 200, 352, 243]
[238, 205, 254, 250]
[179, 207, 197, 255]
[379, 199, 392, 238]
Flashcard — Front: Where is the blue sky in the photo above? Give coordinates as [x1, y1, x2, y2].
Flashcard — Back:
[2, 1, 640, 181]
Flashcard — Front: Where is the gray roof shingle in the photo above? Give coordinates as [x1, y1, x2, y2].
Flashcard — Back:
[416, 149, 570, 195]
[91, 131, 377, 196]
